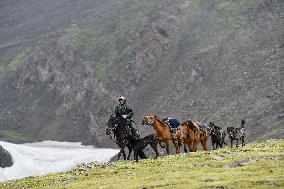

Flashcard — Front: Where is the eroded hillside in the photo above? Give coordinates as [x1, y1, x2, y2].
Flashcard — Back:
[0, 0, 283, 146]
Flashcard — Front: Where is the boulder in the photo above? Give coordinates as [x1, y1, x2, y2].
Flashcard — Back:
[0, 145, 13, 168]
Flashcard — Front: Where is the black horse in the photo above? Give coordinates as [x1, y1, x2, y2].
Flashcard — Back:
[106, 115, 146, 160]
[132, 134, 159, 162]
[208, 122, 226, 150]
[227, 126, 245, 148]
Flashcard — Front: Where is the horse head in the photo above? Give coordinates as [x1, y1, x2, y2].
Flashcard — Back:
[208, 122, 215, 128]
[106, 115, 119, 139]
[227, 127, 235, 137]
[107, 115, 133, 140]
[142, 115, 157, 125]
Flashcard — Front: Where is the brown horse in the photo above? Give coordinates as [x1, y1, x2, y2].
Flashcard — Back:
[180, 120, 210, 152]
[197, 123, 210, 151]
[180, 119, 201, 152]
[142, 115, 182, 154]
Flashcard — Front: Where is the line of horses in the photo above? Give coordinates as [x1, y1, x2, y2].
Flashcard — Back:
[106, 114, 245, 162]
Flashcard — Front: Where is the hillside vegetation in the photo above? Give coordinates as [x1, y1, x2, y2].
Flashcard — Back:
[1, 139, 283, 189]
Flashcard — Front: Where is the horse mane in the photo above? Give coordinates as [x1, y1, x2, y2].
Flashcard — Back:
[155, 117, 166, 126]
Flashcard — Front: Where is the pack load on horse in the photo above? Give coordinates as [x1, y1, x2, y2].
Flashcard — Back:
[227, 119, 246, 148]
[162, 117, 181, 133]
[142, 115, 182, 154]
[208, 122, 226, 150]
[114, 96, 140, 140]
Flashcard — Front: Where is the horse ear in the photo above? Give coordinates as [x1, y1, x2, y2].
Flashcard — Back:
[154, 115, 157, 118]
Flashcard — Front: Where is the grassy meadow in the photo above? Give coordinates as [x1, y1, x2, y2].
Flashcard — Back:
[1, 139, 283, 189]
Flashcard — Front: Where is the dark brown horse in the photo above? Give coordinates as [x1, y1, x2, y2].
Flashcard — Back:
[196, 122, 210, 151]
[142, 115, 182, 155]
[208, 122, 226, 150]
[227, 127, 245, 148]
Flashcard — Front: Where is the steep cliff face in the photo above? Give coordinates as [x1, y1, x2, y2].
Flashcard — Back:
[0, 0, 283, 146]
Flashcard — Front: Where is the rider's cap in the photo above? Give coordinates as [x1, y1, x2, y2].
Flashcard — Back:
[118, 96, 126, 101]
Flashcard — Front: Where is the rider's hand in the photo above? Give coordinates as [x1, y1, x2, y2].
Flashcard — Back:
[122, 115, 127, 119]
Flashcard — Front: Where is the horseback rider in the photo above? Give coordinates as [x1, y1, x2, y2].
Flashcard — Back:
[114, 96, 140, 140]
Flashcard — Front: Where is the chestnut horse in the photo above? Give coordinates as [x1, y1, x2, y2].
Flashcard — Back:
[142, 115, 182, 154]
[181, 120, 210, 152]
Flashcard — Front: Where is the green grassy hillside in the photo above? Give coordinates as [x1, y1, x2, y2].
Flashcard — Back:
[1, 139, 283, 189]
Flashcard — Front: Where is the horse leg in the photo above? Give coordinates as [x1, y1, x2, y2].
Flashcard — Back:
[192, 139, 198, 152]
[202, 138, 208, 151]
[236, 139, 239, 148]
[122, 149, 127, 160]
[118, 148, 126, 160]
[172, 139, 181, 154]
[242, 137, 245, 147]
[153, 146, 159, 159]
[117, 151, 122, 160]
[165, 141, 170, 155]
[150, 142, 159, 158]
[127, 147, 132, 160]
[176, 139, 181, 154]
[134, 150, 138, 162]
[138, 150, 147, 159]
[184, 144, 188, 153]
[212, 141, 216, 150]
[230, 139, 233, 148]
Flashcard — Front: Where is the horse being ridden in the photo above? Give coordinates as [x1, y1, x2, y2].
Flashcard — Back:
[106, 115, 146, 160]
[142, 115, 182, 155]
[208, 122, 226, 150]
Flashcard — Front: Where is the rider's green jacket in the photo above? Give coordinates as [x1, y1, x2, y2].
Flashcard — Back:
[114, 102, 134, 122]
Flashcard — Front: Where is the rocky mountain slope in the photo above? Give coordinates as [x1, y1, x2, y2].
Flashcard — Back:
[0, 0, 283, 146]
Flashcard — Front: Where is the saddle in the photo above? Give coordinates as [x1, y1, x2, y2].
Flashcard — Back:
[196, 123, 207, 132]
[163, 118, 180, 133]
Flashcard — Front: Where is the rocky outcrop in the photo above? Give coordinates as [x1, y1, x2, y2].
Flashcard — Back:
[0, 145, 13, 168]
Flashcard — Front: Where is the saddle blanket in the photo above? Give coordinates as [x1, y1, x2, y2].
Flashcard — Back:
[164, 118, 180, 133]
